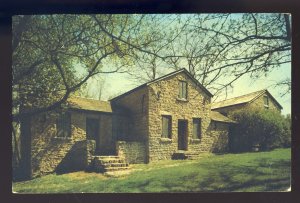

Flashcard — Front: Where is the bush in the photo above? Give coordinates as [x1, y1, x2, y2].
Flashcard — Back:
[229, 108, 291, 152]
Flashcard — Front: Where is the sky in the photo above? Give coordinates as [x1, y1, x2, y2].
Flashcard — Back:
[85, 62, 291, 115]
[78, 13, 291, 115]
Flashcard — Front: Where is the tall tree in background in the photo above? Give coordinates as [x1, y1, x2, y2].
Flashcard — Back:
[14, 14, 290, 113]
[170, 13, 291, 99]
[123, 14, 291, 100]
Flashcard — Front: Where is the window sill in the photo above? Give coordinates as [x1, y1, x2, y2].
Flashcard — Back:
[160, 137, 172, 143]
[176, 98, 188, 102]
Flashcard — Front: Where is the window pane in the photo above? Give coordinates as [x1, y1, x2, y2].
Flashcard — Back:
[182, 82, 187, 99]
[162, 116, 171, 138]
[179, 82, 183, 98]
[193, 118, 201, 139]
[264, 96, 269, 105]
[179, 81, 187, 99]
[57, 112, 71, 137]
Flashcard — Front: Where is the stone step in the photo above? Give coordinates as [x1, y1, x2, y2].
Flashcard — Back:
[98, 159, 126, 164]
[102, 163, 129, 168]
[104, 166, 131, 172]
[91, 155, 130, 174]
[172, 151, 201, 160]
[93, 155, 121, 159]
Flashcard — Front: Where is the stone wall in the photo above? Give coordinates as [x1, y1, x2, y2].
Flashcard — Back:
[206, 121, 229, 153]
[248, 92, 281, 112]
[147, 72, 213, 161]
[111, 87, 149, 143]
[116, 141, 147, 164]
[31, 110, 99, 177]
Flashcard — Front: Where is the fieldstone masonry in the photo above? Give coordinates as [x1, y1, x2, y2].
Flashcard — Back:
[24, 69, 270, 179]
[116, 141, 147, 163]
[31, 110, 97, 177]
[147, 72, 218, 161]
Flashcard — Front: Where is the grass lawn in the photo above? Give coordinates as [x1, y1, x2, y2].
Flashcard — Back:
[12, 148, 291, 193]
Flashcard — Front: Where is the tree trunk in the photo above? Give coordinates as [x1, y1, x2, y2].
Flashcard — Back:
[19, 116, 32, 180]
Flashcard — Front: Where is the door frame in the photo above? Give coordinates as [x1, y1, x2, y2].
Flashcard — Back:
[86, 117, 100, 151]
[178, 119, 188, 150]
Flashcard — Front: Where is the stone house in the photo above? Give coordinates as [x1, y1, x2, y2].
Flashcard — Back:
[211, 89, 283, 117]
[211, 89, 283, 152]
[21, 69, 283, 179]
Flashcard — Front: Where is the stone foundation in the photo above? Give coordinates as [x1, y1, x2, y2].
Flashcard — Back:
[116, 141, 147, 163]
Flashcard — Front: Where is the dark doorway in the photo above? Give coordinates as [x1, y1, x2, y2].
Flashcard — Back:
[178, 120, 188, 150]
[86, 118, 100, 151]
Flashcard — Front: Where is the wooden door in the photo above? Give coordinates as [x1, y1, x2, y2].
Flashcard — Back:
[178, 120, 188, 150]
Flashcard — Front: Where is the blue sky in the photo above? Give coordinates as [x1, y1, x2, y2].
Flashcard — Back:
[85, 62, 291, 115]
[80, 13, 291, 115]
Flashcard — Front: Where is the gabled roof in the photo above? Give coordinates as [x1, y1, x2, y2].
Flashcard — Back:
[67, 97, 112, 113]
[110, 68, 213, 101]
[210, 111, 237, 123]
[211, 89, 283, 110]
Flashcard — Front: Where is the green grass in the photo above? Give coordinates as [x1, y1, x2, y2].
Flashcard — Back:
[12, 148, 291, 193]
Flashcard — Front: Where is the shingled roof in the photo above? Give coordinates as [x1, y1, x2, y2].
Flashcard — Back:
[211, 89, 283, 110]
[67, 97, 112, 113]
[210, 111, 237, 123]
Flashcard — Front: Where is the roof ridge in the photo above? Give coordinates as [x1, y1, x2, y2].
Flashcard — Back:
[213, 89, 266, 104]
[69, 96, 109, 102]
[110, 68, 212, 101]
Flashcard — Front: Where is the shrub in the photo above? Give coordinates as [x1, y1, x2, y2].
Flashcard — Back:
[229, 108, 291, 152]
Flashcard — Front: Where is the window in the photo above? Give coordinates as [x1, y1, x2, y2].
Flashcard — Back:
[162, 115, 172, 138]
[56, 112, 71, 138]
[264, 96, 269, 109]
[178, 81, 187, 99]
[193, 118, 201, 139]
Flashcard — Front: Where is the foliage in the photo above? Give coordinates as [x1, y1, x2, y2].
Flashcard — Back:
[12, 148, 291, 193]
[230, 109, 291, 152]
[12, 14, 162, 120]
[12, 14, 291, 119]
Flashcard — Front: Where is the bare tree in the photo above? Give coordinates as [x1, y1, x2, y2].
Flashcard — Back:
[165, 13, 291, 98]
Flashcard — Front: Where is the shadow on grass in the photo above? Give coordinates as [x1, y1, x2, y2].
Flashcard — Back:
[194, 158, 291, 192]
[107, 157, 290, 192]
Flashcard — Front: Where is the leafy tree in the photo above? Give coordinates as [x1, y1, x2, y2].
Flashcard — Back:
[230, 108, 291, 152]
[12, 14, 165, 179]
[12, 14, 164, 120]
[13, 14, 291, 120]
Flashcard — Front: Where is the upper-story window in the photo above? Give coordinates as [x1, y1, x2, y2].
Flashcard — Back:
[178, 81, 187, 99]
[264, 96, 269, 109]
[56, 112, 71, 138]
